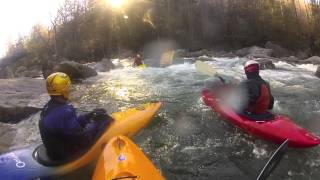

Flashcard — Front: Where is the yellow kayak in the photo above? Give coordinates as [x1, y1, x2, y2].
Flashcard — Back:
[61, 102, 162, 173]
[0, 102, 161, 179]
[92, 135, 165, 180]
[137, 64, 146, 69]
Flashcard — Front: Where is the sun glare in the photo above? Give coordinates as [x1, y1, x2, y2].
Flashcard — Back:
[108, 0, 126, 8]
[0, 0, 64, 57]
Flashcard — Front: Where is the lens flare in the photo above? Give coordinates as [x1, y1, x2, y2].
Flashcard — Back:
[107, 0, 126, 8]
[143, 9, 155, 28]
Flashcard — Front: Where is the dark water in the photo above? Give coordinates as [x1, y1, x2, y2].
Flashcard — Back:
[4, 57, 320, 179]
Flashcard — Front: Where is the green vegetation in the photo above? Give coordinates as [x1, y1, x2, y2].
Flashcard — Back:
[5, 0, 320, 62]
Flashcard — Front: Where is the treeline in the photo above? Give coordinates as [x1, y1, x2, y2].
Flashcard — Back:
[5, 0, 320, 63]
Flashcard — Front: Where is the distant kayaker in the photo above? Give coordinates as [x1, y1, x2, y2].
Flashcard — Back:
[39, 72, 113, 161]
[133, 54, 144, 67]
[239, 60, 274, 117]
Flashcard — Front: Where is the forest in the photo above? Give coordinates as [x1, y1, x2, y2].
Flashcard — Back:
[4, 0, 320, 63]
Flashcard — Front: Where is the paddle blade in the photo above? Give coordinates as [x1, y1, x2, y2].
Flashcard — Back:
[195, 61, 217, 76]
[256, 139, 289, 180]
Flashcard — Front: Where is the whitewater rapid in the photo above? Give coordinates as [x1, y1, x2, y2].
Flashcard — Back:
[3, 56, 320, 179]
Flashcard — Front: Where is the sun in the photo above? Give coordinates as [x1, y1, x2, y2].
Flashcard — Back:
[108, 0, 126, 8]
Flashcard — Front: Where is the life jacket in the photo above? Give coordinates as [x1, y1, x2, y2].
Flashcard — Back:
[246, 83, 271, 114]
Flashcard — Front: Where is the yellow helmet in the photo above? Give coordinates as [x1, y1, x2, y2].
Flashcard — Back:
[46, 72, 71, 99]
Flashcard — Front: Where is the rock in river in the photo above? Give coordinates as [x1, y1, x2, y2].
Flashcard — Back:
[56, 61, 98, 80]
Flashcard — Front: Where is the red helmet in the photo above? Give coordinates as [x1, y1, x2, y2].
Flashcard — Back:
[244, 60, 259, 73]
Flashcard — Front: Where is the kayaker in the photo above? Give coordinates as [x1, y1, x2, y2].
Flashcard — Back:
[239, 60, 274, 117]
[39, 72, 113, 161]
[133, 54, 143, 67]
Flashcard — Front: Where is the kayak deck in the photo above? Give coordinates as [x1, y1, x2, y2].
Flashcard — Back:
[0, 102, 161, 179]
[202, 89, 320, 148]
[92, 135, 164, 180]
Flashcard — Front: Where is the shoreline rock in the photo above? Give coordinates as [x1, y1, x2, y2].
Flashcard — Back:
[0, 78, 47, 123]
[235, 46, 273, 58]
[265, 41, 293, 58]
[92, 58, 115, 72]
[56, 61, 98, 80]
[255, 58, 276, 70]
[302, 56, 320, 65]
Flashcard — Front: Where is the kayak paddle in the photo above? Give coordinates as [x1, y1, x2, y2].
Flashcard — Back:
[256, 139, 289, 180]
[195, 60, 217, 76]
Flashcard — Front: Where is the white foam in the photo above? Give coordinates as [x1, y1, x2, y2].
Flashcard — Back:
[296, 63, 318, 72]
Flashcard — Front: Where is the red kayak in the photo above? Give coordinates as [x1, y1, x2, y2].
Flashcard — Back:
[202, 89, 320, 148]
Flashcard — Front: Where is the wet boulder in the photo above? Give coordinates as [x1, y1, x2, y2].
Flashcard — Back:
[42, 57, 60, 79]
[283, 56, 299, 62]
[315, 66, 320, 78]
[302, 56, 320, 65]
[235, 46, 273, 57]
[94, 58, 115, 72]
[184, 49, 215, 58]
[256, 58, 276, 70]
[173, 49, 188, 57]
[277, 56, 299, 66]
[265, 41, 293, 58]
[197, 55, 213, 62]
[0, 78, 48, 123]
[56, 61, 97, 80]
[219, 52, 237, 58]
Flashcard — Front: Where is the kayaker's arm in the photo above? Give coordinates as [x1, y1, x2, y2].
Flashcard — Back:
[266, 82, 274, 109]
[239, 80, 260, 106]
[77, 108, 113, 127]
[268, 94, 274, 110]
[60, 107, 108, 145]
[77, 113, 91, 127]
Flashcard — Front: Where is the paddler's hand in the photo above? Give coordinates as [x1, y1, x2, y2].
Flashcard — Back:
[89, 108, 109, 122]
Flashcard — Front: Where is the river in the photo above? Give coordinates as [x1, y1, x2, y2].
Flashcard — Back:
[4, 56, 320, 179]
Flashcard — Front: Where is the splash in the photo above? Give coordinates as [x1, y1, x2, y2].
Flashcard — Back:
[296, 63, 318, 72]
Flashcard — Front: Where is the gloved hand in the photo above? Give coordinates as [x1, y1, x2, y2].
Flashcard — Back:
[89, 108, 108, 122]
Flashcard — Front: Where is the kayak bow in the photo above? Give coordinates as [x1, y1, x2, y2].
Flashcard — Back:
[92, 135, 165, 180]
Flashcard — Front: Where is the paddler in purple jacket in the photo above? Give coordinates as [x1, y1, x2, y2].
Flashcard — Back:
[39, 72, 113, 161]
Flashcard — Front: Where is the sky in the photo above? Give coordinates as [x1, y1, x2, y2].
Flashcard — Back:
[0, 0, 64, 57]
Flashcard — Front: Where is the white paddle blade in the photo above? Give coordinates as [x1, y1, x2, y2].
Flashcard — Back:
[195, 60, 217, 76]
